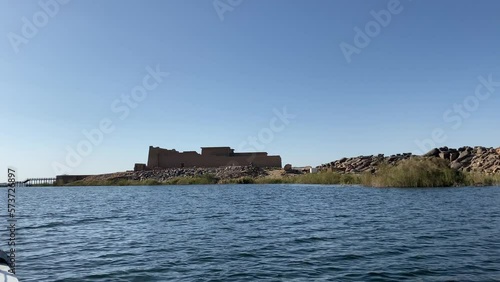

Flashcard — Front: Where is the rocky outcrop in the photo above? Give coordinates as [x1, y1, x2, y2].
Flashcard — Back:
[81, 166, 269, 183]
[444, 146, 500, 174]
[319, 153, 414, 173]
[319, 146, 500, 175]
[422, 146, 500, 174]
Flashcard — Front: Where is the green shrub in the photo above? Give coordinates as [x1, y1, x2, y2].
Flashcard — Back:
[236, 177, 255, 184]
[255, 178, 286, 184]
[220, 177, 256, 184]
[141, 179, 161, 185]
[363, 157, 460, 187]
[166, 174, 219, 185]
[274, 172, 362, 185]
[461, 172, 500, 186]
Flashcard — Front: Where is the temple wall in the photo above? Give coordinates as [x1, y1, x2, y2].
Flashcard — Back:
[146, 146, 281, 169]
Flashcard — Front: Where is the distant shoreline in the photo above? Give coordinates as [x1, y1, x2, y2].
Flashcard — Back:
[50, 146, 500, 188]
[53, 161, 499, 188]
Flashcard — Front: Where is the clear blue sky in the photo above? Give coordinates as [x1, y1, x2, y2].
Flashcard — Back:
[1, 0, 500, 180]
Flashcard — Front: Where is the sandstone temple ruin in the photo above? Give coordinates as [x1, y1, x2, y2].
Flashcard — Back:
[134, 146, 282, 170]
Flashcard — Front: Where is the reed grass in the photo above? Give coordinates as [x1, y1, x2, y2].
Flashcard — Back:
[361, 158, 459, 187]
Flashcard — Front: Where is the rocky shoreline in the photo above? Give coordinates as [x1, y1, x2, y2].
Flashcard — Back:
[61, 146, 500, 186]
[319, 146, 500, 175]
[73, 166, 270, 185]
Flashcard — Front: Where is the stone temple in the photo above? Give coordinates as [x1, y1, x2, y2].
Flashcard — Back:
[134, 146, 282, 170]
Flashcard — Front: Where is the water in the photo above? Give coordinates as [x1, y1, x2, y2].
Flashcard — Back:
[5, 185, 500, 281]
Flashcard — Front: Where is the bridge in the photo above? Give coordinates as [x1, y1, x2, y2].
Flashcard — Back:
[0, 178, 56, 187]
[24, 178, 56, 186]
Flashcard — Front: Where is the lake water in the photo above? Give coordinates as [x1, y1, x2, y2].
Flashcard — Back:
[5, 185, 500, 281]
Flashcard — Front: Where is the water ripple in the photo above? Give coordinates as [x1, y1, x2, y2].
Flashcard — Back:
[7, 185, 500, 281]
